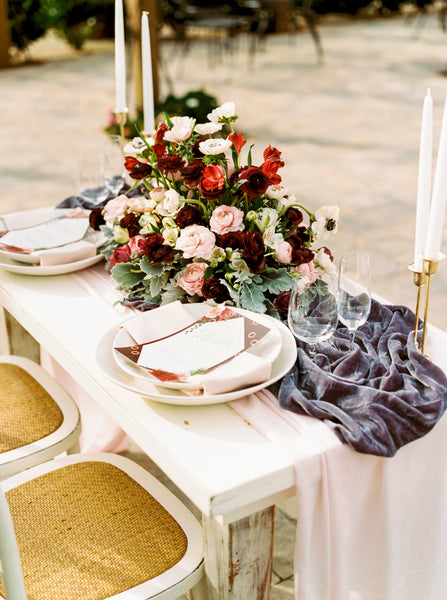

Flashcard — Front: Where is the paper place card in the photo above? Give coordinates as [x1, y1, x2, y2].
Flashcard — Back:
[0, 215, 90, 253]
[115, 306, 270, 382]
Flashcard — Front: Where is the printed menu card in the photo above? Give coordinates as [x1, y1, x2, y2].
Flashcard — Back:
[0, 214, 90, 254]
[115, 306, 270, 382]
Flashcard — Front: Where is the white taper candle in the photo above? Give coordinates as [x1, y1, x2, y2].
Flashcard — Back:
[414, 89, 433, 271]
[425, 92, 447, 260]
[114, 0, 126, 112]
[141, 11, 155, 134]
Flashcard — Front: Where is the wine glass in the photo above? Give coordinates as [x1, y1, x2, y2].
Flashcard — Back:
[287, 276, 338, 356]
[336, 252, 371, 348]
[77, 152, 109, 206]
[102, 135, 126, 197]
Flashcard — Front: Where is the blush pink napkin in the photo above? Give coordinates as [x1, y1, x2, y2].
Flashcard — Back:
[1, 207, 97, 266]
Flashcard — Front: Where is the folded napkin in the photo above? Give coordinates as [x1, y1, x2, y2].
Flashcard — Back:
[0, 206, 63, 231]
[279, 299, 447, 457]
[0, 207, 98, 266]
[38, 240, 97, 266]
[120, 301, 273, 396]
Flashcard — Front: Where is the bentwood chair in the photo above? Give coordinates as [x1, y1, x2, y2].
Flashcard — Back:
[0, 452, 206, 600]
[0, 355, 81, 480]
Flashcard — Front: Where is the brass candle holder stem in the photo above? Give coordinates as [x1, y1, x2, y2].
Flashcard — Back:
[409, 264, 427, 349]
[420, 257, 440, 355]
[113, 108, 128, 147]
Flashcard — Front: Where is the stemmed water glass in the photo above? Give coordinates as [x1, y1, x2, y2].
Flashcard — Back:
[287, 275, 338, 356]
[102, 135, 126, 197]
[336, 252, 371, 348]
[77, 151, 109, 206]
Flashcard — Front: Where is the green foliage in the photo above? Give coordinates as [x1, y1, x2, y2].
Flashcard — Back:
[44, 0, 114, 50]
[111, 262, 146, 288]
[8, 0, 114, 53]
[8, 0, 47, 51]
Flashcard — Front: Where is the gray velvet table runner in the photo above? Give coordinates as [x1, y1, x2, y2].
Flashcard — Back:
[278, 300, 447, 457]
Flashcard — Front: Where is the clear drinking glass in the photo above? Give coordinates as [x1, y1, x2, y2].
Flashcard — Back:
[287, 276, 338, 356]
[102, 135, 126, 197]
[77, 152, 109, 206]
[336, 252, 371, 348]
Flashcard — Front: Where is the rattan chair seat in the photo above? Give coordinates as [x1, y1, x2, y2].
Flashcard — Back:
[0, 363, 63, 453]
[0, 460, 189, 600]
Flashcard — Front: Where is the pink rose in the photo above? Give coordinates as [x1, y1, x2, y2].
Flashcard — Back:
[178, 262, 207, 296]
[210, 205, 244, 235]
[274, 241, 293, 264]
[103, 194, 129, 223]
[128, 235, 145, 258]
[293, 261, 317, 283]
[175, 225, 216, 259]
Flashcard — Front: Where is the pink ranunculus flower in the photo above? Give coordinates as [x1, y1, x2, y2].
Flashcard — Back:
[293, 260, 317, 283]
[103, 194, 129, 223]
[178, 262, 207, 296]
[110, 244, 131, 267]
[175, 225, 216, 259]
[127, 196, 156, 213]
[274, 241, 293, 264]
[128, 235, 145, 258]
[210, 205, 244, 235]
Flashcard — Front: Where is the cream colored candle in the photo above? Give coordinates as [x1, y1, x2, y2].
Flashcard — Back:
[425, 92, 447, 260]
[114, 0, 126, 112]
[414, 89, 432, 271]
[141, 11, 155, 133]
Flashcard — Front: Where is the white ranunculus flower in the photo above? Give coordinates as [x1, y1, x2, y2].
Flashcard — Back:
[266, 184, 288, 201]
[157, 188, 180, 216]
[195, 122, 223, 135]
[312, 205, 340, 242]
[199, 138, 233, 156]
[277, 193, 299, 212]
[150, 187, 166, 203]
[163, 116, 196, 143]
[254, 208, 278, 233]
[207, 102, 236, 123]
[263, 226, 283, 249]
[123, 136, 152, 157]
[314, 248, 337, 276]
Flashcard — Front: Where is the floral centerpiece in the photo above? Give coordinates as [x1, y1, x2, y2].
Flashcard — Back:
[95, 102, 339, 318]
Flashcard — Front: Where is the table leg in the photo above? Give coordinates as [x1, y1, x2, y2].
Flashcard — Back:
[2, 309, 40, 363]
[202, 506, 275, 600]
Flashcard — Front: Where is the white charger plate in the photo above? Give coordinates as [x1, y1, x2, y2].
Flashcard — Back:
[113, 304, 283, 391]
[96, 316, 297, 405]
[0, 253, 103, 276]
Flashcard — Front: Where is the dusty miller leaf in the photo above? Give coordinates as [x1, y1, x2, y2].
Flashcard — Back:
[238, 282, 267, 313]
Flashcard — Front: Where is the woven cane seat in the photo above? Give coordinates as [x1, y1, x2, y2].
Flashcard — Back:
[0, 363, 63, 454]
[0, 460, 188, 600]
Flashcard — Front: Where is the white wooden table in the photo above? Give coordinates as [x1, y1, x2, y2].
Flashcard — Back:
[0, 263, 300, 600]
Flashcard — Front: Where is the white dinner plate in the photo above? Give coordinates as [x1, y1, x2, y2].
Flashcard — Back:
[113, 304, 283, 390]
[0, 252, 104, 276]
[96, 316, 297, 405]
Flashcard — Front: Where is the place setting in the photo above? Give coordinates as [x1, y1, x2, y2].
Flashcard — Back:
[0, 206, 106, 275]
[96, 300, 297, 405]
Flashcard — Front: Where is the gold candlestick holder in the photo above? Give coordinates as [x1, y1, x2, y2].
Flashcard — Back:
[113, 108, 128, 147]
[408, 263, 428, 349]
[419, 253, 444, 354]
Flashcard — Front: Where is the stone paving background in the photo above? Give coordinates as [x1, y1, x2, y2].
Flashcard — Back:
[3, 13, 447, 598]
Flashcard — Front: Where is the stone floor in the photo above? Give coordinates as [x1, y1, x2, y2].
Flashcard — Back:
[3, 12, 447, 597]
